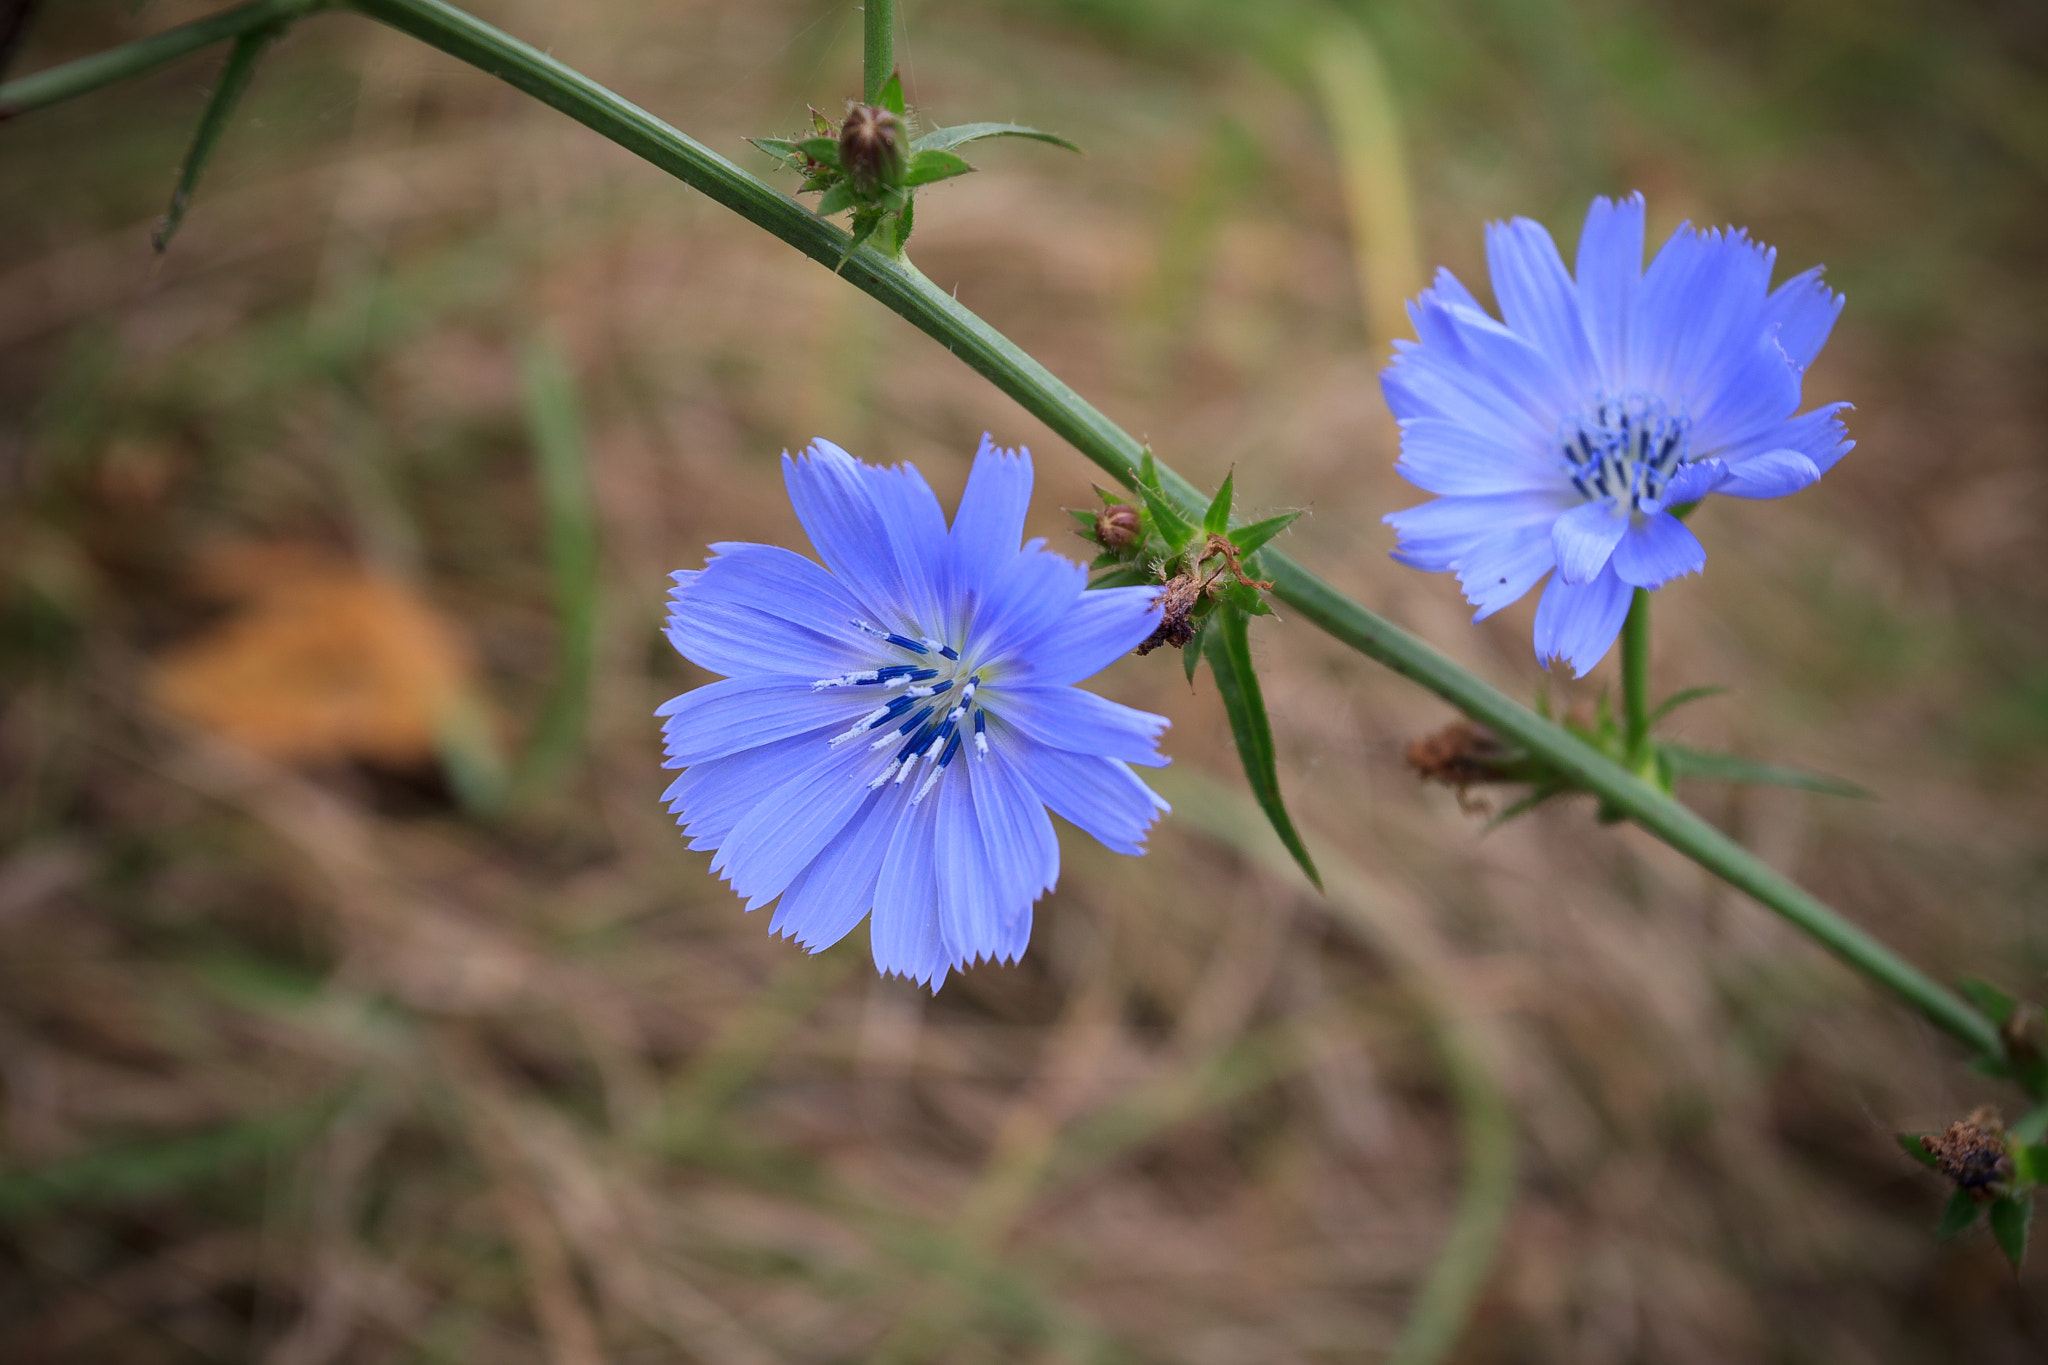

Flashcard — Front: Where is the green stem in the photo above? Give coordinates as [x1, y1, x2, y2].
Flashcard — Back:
[0, 0, 326, 117]
[863, 0, 894, 105]
[0, 0, 2007, 1069]
[1621, 587, 1651, 772]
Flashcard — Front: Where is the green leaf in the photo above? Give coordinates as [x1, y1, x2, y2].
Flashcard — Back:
[911, 121, 1081, 155]
[1184, 615, 1208, 686]
[894, 194, 915, 250]
[749, 136, 802, 160]
[1958, 977, 2019, 1027]
[1204, 606, 1320, 890]
[1484, 782, 1572, 831]
[1069, 507, 1101, 530]
[1203, 470, 1235, 538]
[1138, 483, 1198, 556]
[1090, 566, 1154, 589]
[877, 70, 906, 118]
[2016, 1143, 2048, 1185]
[815, 180, 858, 218]
[1898, 1132, 1942, 1170]
[1660, 745, 1871, 799]
[1647, 684, 1730, 726]
[1229, 510, 1300, 558]
[1990, 1194, 2032, 1269]
[905, 148, 975, 187]
[2013, 1102, 2048, 1146]
[1937, 1186, 1981, 1239]
[798, 135, 842, 167]
[843, 207, 886, 259]
[154, 23, 283, 253]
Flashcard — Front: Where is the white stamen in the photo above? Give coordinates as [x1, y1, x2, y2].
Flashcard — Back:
[829, 705, 892, 747]
[893, 757, 918, 785]
[868, 758, 905, 789]
[974, 731, 990, 759]
[911, 762, 945, 804]
[812, 670, 879, 690]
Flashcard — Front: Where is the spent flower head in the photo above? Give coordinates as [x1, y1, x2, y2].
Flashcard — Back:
[660, 437, 1171, 989]
[1382, 193, 1852, 675]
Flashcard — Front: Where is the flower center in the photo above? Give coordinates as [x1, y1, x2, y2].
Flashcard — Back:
[812, 621, 993, 803]
[1560, 392, 1691, 513]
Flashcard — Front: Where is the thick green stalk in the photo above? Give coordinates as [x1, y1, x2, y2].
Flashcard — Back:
[0, 0, 2006, 1066]
[1621, 588, 1651, 772]
[863, 0, 893, 105]
[0, 0, 325, 117]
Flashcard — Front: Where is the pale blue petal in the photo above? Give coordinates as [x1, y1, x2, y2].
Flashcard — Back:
[1007, 585, 1160, 686]
[1409, 298, 1576, 430]
[1574, 193, 1645, 389]
[712, 740, 876, 910]
[781, 442, 916, 628]
[1384, 489, 1575, 572]
[948, 436, 1032, 605]
[667, 545, 874, 678]
[659, 676, 872, 766]
[1393, 416, 1562, 496]
[1487, 216, 1597, 391]
[1717, 448, 1823, 500]
[1015, 740, 1168, 856]
[1551, 500, 1630, 585]
[768, 785, 898, 952]
[858, 458, 951, 631]
[995, 685, 1171, 766]
[1718, 403, 1852, 475]
[1629, 226, 1774, 401]
[1758, 265, 1843, 373]
[969, 730, 1060, 964]
[871, 796, 948, 988]
[1532, 564, 1634, 677]
[1455, 521, 1557, 619]
[1687, 332, 1802, 455]
[667, 732, 824, 850]
[1644, 457, 1726, 511]
[1610, 512, 1706, 589]
[933, 774, 1004, 966]
[966, 546, 1089, 667]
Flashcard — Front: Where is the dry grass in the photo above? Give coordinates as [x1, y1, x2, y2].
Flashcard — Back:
[2, 1, 2046, 1360]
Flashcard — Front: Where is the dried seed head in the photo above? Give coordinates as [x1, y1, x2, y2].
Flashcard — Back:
[1406, 721, 1518, 790]
[1094, 503, 1142, 551]
[838, 104, 906, 195]
[1135, 574, 1202, 656]
[1926, 1110, 2012, 1193]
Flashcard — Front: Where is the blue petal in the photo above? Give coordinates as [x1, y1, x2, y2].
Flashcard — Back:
[1384, 490, 1574, 572]
[1015, 740, 1169, 856]
[1644, 457, 1726, 511]
[1393, 416, 1563, 496]
[871, 795, 949, 988]
[1629, 225, 1775, 405]
[1007, 585, 1160, 687]
[1487, 216, 1597, 392]
[858, 457, 951, 631]
[768, 785, 898, 952]
[712, 740, 877, 910]
[1757, 265, 1843, 373]
[1408, 296, 1576, 430]
[968, 732, 1059, 962]
[1717, 448, 1822, 500]
[948, 436, 1032, 605]
[659, 676, 871, 766]
[1455, 520, 1557, 620]
[966, 546, 1089, 667]
[933, 774, 1006, 967]
[995, 685, 1170, 766]
[1687, 332, 1802, 456]
[1610, 512, 1705, 589]
[1719, 403, 1852, 476]
[666, 731, 825, 850]
[782, 442, 918, 628]
[1551, 500, 1630, 585]
[1574, 193, 1645, 390]
[667, 545, 875, 678]
[1532, 564, 1634, 677]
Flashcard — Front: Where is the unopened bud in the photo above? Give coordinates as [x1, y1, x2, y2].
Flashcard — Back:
[838, 104, 906, 195]
[1094, 503, 1141, 551]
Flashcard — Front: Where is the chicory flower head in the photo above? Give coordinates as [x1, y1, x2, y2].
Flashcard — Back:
[660, 436, 1171, 989]
[1382, 193, 1852, 675]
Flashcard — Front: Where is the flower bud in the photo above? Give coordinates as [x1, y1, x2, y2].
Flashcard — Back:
[838, 104, 906, 196]
[1094, 503, 1141, 551]
[1927, 1109, 2013, 1192]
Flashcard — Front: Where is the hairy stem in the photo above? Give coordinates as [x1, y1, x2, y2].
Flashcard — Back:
[1622, 588, 1651, 772]
[0, 0, 325, 116]
[0, 0, 2007, 1067]
[863, 0, 893, 105]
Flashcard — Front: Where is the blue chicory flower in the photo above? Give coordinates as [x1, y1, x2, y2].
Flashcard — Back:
[1382, 193, 1852, 675]
[659, 436, 1171, 988]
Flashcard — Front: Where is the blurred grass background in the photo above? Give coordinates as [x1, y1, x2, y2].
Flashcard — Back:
[3, 0, 2047, 1359]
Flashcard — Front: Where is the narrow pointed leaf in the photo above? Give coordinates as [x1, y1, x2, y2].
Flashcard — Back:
[153, 23, 282, 253]
[1958, 978, 2018, 1027]
[1069, 507, 1101, 529]
[905, 148, 975, 187]
[2013, 1103, 2048, 1146]
[2016, 1143, 2048, 1185]
[1184, 616, 1208, 686]
[799, 135, 841, 166]
[1647, 684, 1730, 725]
[749, 136, 802, 160]
[1090, 566, 1154, 589]
[1205, 606, 1320, 889]
[1203, 470, 1235, 538]
[815, 180, 857, 217]
[911, 121, 1081, 155]
[1660, 745, 1870, 799]
[1229, 510, 1300, 559]
[1937, 1187, 1981, 1239]
[1483, 782, 1571, 830]
[1989, 1195, 2031, 1269]
[877, 70, 905, 118]
[1897, 1133, 1941, 1170]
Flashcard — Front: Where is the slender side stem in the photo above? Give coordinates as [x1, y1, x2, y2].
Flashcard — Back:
[863, 0, 893, 105]
[1621, 588, 1652, 772]
[0, 0, 2007, 1067]
[0, 0, 324, 117]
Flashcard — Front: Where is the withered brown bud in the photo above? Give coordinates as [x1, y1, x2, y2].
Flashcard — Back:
[1926, 1109, 2013, 1192]
[1406, 722, 1521, 791]
[1135, 574, 1202, 656]
[838, 104, 906, 195]
[1094, 503, 1142, 551]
